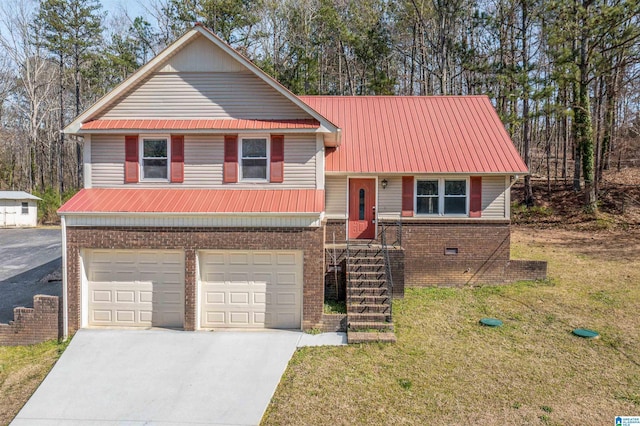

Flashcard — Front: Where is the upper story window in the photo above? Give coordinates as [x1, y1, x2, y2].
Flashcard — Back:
[21, 202, 28, 215]
[141, 137, 169, 180]
[240, 137, 269, 181]
[416, 178, 468, 216]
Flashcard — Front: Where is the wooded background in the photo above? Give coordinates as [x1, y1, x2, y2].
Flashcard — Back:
[0, 0, 639, 215]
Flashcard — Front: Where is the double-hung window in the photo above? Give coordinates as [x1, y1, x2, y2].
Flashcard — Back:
[240, 137, 268, 181]
[443, 180, 467, 214]
[416, 178, 468, 216]
[21, 202, 28, 215]
[416, 180, 439, 214]
[141, 137, 168, 180]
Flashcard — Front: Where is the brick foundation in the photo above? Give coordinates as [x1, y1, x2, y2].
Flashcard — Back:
[325, 218, 546, 288]
[65, 226, 325, 334]
[397, 219, 540, 286]
[388, 248, 405, 297]
[324, 250, 346, 301]
[321, 313, 347, 332]
[325, 220, 346, 243]
[0, 295, 61, 346]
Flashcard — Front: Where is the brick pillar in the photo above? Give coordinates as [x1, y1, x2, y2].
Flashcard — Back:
[184, 249, 197, 331]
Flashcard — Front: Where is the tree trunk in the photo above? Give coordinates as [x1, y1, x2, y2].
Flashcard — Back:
[521, 0, 533, 207]
[577, 18, 596, 212]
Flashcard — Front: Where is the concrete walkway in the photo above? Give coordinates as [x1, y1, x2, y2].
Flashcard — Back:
[12, 329, 345, 426]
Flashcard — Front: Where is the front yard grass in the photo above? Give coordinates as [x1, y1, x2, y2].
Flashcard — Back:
[262, 227, 640, 425]
[0, 340, 67, 425]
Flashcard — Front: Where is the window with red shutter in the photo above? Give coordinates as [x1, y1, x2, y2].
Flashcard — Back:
[223, 135, 238, 183]
[170, 135, 184, 183]
[401, 176, 414, 217]
[270, 135, 284, 183]
[124, 135, 138, 183]
[469, 176, 482, 217]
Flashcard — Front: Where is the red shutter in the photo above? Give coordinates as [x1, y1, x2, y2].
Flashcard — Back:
[270, 135, 284, 183]
[469, 176, 482, 217]
[223, 135, 238, 183]
[401, 176, 414, 217]
[170, 135, 184, 183]
[124, 135, 138, 183]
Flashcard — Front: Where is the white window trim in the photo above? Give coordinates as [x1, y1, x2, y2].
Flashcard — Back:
[139, 134, 171, 182]
[415, 176, 470, 217]
[238, 135, 270, 182]
[21, 202, 29, 215]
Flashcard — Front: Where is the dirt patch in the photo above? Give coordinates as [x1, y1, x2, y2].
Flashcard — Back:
[512, 225, 640, 262]
[511, 168, 640, 229]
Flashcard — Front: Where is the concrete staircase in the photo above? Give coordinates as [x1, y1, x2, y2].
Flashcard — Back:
[346, 245, 396, 344]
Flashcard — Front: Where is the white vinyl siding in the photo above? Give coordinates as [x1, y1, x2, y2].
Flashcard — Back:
[378, 176, 402, 216]
[370, 175, 509, 219]
[325, 175, 347, 217]
[91, 135, 124, 186]
[97, 72, 311, 120]
[91, 134, 317, 188]
[158, 34, 246, 73]
[481, 176, 507, 218]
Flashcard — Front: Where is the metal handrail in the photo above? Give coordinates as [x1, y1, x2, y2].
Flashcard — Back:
[346, 237, 351, 297]
[380, 225, 394, 321]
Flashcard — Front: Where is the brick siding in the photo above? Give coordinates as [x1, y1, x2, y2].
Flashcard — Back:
[327, 218, 546, 288]
[321, 314, 347, 332]
[324, 250, 346, 301]
[0, 295, 61, 346]
[325, 220, 346, 243]
[397, 219, 543, 286]
[65, 226, 325, 334]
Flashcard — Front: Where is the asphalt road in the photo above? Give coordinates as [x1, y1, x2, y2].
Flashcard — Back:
[0, 228, 62, 324]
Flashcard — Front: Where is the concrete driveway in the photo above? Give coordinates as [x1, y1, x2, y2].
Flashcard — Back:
[12, 329, 313, 426]
[0, 228, 62, 323]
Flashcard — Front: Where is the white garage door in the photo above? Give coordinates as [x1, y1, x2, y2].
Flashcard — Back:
[199, 251, 303, 329]
[84, 250, 184, 328]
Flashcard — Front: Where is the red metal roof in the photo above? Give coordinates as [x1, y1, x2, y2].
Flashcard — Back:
[81, 118, 320, 131]
[59, 189, 324, 214]
[299, 96, 528, 174]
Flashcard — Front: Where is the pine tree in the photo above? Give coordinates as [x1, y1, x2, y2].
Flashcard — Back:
[34, 0, 103, 189]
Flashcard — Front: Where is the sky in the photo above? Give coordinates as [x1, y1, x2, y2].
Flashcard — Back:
[99, 0, 149, 20]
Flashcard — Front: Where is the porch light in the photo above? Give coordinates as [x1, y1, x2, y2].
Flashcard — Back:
[381, 179, 388, 189]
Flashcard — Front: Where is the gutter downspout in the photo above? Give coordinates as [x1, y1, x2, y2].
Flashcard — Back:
[61, 214, 68, 340]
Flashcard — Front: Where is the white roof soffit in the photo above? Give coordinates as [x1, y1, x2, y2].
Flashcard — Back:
[64, 25, 340, 145]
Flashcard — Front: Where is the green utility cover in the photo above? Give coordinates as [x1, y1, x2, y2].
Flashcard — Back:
[572, 328, 599, 338]
[479, 318, 503, 327]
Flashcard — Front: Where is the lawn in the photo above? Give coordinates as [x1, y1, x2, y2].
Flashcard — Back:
[0, 340, 67, 425]
[262, 226, 640, 425]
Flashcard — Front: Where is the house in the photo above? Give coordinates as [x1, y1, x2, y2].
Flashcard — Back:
[58, 24, 545, 340]
[0, 191, 41, 227]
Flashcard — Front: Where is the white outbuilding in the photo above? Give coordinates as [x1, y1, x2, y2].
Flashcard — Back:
[0, 191, 41, 227]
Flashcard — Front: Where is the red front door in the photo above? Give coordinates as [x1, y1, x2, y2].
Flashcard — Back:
[348, 178, 376, 239]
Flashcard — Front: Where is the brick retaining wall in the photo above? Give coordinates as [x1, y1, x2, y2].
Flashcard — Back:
[0, 295, 61, 346]
[321, 313, 347, 332]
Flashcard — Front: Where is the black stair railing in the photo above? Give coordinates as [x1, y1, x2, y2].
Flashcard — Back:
[379, 225, 393, 322]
